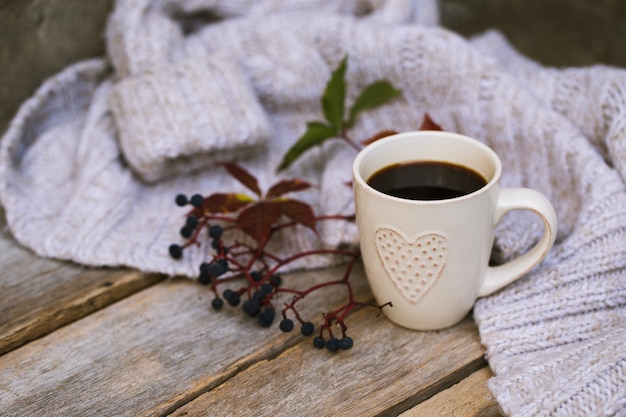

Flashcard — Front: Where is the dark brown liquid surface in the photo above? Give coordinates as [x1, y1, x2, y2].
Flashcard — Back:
[367, 161, 487, 200]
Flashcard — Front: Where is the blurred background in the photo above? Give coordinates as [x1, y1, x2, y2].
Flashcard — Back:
[1, 0, 626, 134]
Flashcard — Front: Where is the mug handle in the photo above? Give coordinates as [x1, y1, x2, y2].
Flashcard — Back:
[478, 188, 557, 297]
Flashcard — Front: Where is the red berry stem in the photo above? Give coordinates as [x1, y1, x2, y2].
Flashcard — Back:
[169, 178, 391, 352]
[340, 128, 363, 152]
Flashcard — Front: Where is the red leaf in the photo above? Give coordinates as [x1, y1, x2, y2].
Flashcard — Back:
[266, 179, 314, 200]
[273, 199, 317, 232]
[203, 193, 253, 214]
[222, 163, 262, 197]
[360, 130, 398, 146]
[419, 113, 443, 131]
[236, 202, 280, 244]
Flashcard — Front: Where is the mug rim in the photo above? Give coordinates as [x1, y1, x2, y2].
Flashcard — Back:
[352, 130, 502, 205]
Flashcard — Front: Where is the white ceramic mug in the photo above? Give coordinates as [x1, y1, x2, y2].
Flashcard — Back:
[352, 131, 557, 330]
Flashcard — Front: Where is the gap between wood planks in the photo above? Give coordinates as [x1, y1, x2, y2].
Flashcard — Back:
[0, 220, 164, 355]
[375, 356, 488, 417]
[164, 294, 487, 416]
[1, 259, 492, 416]
[162, 354, 489, 417]
[0, 268, 165, 356]
[400, 366, 503, 417]
[153, 296, 381, 417]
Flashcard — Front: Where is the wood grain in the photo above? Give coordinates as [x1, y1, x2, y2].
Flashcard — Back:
[0, 263, 376, 416]
[400, 367, 503, 417]
[0, 226, 164, 355]
[169, 309, 486, 416]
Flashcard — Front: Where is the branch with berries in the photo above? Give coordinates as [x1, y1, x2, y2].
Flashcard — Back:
[168, 162, 391, 351]
[167, 56, 440, 352]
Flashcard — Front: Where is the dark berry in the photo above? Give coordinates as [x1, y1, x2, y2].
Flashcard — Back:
[215, 258, 230, 275]
[175, 194, 188, 206]
[300, 322, 315, 336]
[211, 239, 229, 255]
[207, 261, 227, 277]
[326, 337, 340, 352]
[185, 215, 198, 229]
[258, 315, 272, 327]
[313, 337, 325, 349]
[250, 271, 263, 282]
[180, 226, 193, 238]
[190, 194, 204, 208]
[225, 291, 240, 307]
[198, 270, 211, 285]
[263, 307, 275, 320]
[169, 244, 183, 259]
[209, 225, 223, 239]
[242, 299, 261, 316]
[339, 336, 354, 350]
[258, 308, 275, 327]
[260, 283, 273, 295]
[252, 290, 265, 301]
[211, 298, 224, 310]
[223, 289, 235, 301]
[279, 318, 294, 332]
[269, 274, 282, 287]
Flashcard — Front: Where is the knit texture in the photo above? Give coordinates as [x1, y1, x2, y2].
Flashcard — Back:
[109, 53, 272, 182]
[1, 1, 625, 415]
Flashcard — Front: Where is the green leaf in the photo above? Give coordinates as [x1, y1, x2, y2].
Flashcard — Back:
[321, 56, 348, 129]
[276, 122, 337, 172]
[346, 80, 402, 128]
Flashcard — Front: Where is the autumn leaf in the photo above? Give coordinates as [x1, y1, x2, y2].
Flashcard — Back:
[360, 130, 399, 147]
[236, 202, 281, 244]
[203, 193, 253, 214]
[266, 179, 314, 200]
[273, 199, 317, 232]
[419, 113, 443, 131]
[222, 163, 262, 197]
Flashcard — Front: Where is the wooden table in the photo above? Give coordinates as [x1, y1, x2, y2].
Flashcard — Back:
[0, 218, 503, 416]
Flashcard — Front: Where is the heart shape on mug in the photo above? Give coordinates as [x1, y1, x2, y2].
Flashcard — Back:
[375, 228, 448, 304]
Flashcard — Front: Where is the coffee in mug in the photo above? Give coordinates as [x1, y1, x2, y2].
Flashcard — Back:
[366, 161, 487, 201]
[352, 131, 557, 330]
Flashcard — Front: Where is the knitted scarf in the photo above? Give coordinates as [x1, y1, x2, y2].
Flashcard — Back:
[1, 1, 625, 415]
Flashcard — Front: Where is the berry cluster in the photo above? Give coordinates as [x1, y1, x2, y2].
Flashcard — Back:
[167, 164, 391, 352]
[164, 57, 434, 352]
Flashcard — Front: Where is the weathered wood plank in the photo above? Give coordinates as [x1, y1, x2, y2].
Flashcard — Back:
[0, 263, 375, 416]
[168, 310, 486, 416]
[400, 366, 503, 417]
[0, 225, 164, 355]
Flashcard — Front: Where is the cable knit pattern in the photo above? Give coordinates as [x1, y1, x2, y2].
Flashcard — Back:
[109, 53, 271, 182]
[1, 1, 625, 415]
[469, 30, 626, 417]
